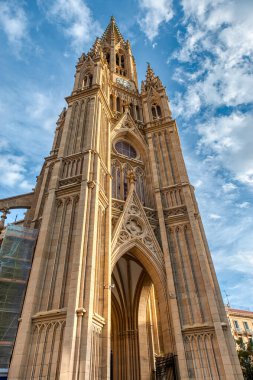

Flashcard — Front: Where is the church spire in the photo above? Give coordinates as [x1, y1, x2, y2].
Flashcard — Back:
[146, 63, 156, 83]
[101, 15, 125, 44]
[141, 62, 163, 93]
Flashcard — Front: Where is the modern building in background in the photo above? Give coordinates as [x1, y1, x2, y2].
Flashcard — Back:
[226, 306, 253, 345]
[0, 17, 243, 379]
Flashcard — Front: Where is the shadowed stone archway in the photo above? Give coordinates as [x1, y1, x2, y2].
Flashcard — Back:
[111, 250, 174, 380]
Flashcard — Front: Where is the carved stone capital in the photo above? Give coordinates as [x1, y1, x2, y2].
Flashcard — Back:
[87, 180, 96, 189]
[76, 307, 86, 317]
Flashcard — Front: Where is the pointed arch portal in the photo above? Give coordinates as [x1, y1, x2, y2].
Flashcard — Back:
[111, 247, 176, 380]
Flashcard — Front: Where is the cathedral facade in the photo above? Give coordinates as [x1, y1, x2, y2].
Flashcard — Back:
[6, 17, 243, 379]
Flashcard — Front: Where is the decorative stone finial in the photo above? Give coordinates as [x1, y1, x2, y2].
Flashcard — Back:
[146, 62, 156, 82]
[127, 170, 136, 188]
[101, 16, 124, 44]
[78, 53, 86, 64]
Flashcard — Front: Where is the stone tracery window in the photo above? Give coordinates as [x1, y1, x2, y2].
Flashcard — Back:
[112, 140, 151, 204]
[111, 160, 148, 205]
[115, 141, 137, 159]
[112, 161, 131, 200]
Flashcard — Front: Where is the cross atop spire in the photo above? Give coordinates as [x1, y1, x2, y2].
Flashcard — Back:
[101, 16, 125, 44]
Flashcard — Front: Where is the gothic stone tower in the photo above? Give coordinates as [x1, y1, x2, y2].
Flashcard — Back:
[7, 17, 243, 380]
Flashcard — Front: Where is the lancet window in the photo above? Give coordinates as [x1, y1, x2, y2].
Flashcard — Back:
[110, 94, 114, 111]
[116, 53, 120, 66]
[136, 105, 140, 121]
[111, 161, 130, 200]
[116, 52, 126, 76]
[116, 97, 121, 112]
[111, 160, 148, 205]
[151, 104, 162, 119]
[82, 73, 93, 89]
[111, 139, 151, 204]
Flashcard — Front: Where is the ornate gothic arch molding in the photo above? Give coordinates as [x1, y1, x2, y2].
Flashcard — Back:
[111, 243, 174, 356]
[111, 113, 147, 158]
[112, 240, 167, 293]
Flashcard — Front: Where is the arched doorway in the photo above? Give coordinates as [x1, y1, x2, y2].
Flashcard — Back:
[111, 252, 169, 380]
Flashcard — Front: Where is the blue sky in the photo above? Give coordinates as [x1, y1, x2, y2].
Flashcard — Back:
[0, 0, 253, 311]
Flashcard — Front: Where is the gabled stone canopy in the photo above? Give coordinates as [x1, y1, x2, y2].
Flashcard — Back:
[112, 182, 164, 265]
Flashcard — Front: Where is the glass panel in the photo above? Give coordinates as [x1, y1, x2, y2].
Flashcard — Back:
[234, 320, 239, 328]
[243, 321, 249, 330]
[115, 141, 137, 159]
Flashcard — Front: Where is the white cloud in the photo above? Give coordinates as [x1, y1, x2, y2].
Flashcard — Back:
[238, 202, 250, 209]
[25, 91, 59, 131]
[138, 0, 173, 41]
[209, 213, 221, 220]
[222, 183, 237, 193]
[181, 149, 253, 309]
[0, 1, 28, 52]
[0, 154, 33, 191]
[0, 82, 64, 177]
[193, 179, 203, 188]
[214, 249, 253, 274]
[213, 249, 253, 309]
[0, 139, 9, 150]
[38, 0, 102, 52]
[172, 0, 253, 111]
[196, 112, 253, 188]
[171, 88, 201, 118]
[171, 1, 253, 191]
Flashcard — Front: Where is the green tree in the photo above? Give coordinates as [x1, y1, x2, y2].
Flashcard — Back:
[236, 337, 253, 379]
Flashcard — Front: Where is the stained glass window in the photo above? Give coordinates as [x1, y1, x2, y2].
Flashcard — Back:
[115, 141, 137, 159]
